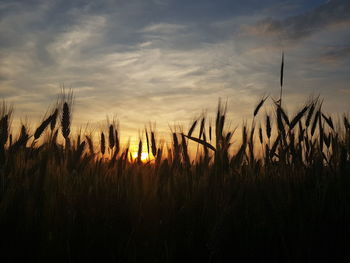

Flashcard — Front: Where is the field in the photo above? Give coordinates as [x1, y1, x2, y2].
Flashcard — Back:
[0, 91, 350, 262]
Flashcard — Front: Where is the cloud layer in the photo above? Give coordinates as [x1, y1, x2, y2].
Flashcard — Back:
[0, 0, 349, 144]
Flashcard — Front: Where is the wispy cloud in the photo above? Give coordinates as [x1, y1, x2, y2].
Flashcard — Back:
[318, 46, 350, 64]
[0, 0, 349, 142]
[246, 0, 350, 41]
[142, 23, 187, 34]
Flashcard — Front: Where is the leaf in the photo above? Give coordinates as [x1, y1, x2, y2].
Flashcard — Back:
[184, 135, 216, 152]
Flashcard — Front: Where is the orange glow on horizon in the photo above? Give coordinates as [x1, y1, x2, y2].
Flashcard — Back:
[132, 152, 151, 162]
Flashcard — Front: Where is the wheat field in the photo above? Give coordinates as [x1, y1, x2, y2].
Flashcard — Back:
[0, 88, 350, 262]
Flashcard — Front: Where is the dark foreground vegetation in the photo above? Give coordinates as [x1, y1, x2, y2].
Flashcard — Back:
[0, 93, 350, 263]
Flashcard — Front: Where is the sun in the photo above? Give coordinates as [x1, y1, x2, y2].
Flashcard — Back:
[132, 152, 150, 162]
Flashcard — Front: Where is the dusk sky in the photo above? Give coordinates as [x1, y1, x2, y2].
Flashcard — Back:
[1, 0, 350, 144]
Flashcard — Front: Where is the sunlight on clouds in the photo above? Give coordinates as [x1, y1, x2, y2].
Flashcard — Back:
[141, 23, 187, 34]
[139, 41, 153, 48]
[0, 0, 349, 144]
[47, 15, 106, 63]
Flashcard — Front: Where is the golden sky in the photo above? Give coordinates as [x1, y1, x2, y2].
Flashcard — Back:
[1, 0, 350, 146]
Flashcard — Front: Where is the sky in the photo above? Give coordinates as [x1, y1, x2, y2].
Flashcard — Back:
[1, 0, 350, 146]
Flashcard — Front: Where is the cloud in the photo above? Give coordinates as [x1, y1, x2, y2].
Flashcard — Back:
[318, 46, 350, 63]
[46, 15, 107, 64]
[246, 0, 350, 41]
[1, 0, 350, 143]
[142, 23, 187, 34]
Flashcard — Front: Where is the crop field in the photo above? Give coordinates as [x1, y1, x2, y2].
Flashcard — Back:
[0, 89, 350, 262]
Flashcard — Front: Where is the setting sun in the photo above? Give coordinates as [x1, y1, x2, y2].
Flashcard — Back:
[132, 152, 151, 162]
